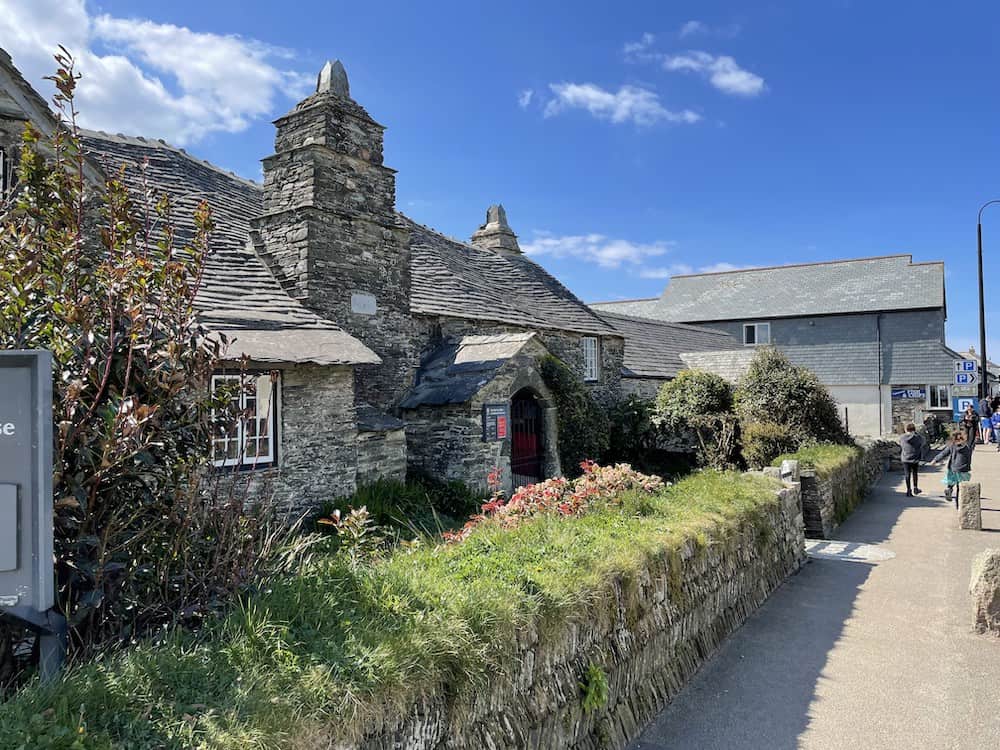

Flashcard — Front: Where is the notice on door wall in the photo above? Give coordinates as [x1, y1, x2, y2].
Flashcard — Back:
[482, 402, 509, 442]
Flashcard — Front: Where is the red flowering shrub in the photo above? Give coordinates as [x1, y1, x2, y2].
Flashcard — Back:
[442, 461, 665, 543]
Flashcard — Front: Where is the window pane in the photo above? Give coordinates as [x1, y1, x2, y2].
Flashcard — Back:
[759, 324, 771, 344]
[745, 326, 755, 345]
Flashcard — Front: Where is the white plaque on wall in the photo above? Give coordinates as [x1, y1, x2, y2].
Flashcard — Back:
[350, 292, 377, 316]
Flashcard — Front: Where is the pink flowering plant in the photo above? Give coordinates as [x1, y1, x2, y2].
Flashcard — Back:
[443, 460, 665, 543]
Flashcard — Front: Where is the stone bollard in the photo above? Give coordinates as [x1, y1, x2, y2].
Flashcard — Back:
[970, 549, 1000, 635]
[957, 482, 982, 531]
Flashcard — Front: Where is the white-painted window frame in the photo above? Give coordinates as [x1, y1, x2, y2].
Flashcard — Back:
[927, 384, 950, 410]
[211, 372, 279, 468]
[582, 337, 600, 382]
[743, 322, 771, 346]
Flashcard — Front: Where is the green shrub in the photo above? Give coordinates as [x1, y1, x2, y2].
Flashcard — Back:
[735, 348, 849, 444]
[742, 421, 801, 469]
[654, 370, 733, 429]
[1, 53, 291, 669]
[654, 371, 740, 470]
[606, 396, 660, 469]
[539, 355, 611, 477]
[580, 662, 609, 713]
[317, 477, 483, 539]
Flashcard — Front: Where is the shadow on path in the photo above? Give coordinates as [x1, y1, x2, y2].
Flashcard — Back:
[629, 473, 925, 750]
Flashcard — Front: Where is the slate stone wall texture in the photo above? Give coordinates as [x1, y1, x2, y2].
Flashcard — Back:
[799, 439, 898, 538]
[255, 88, 419, 412]
[356, 428, 407, 486]
[342, 480, 807, 749]
[403, 348, 561, 492]
[229, 364, 359, 516]
[620, 376, 666, 402]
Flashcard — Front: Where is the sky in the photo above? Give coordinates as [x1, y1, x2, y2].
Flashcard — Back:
[3, 0, 999, 357]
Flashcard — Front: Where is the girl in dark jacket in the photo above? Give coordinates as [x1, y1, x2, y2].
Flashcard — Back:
[932, 430, 974, 506]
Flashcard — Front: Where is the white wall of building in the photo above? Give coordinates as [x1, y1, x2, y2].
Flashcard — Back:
[827, 385, 885, 437]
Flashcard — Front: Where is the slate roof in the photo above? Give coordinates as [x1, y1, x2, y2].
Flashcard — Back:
[624, 255, 946, 323]
[588, 298, 660, 318]
[79, 131, 379, 366]
[406, 218, 618, 336]
[596, 311, 737, 379]
[400, 333, 540, 408]
[681, 340, 961, 386]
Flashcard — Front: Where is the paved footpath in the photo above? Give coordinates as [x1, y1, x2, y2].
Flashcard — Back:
[630, 445, 1000, 750]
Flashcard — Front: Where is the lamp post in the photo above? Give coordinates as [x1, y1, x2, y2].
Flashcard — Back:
[978, 201, 1000, 399]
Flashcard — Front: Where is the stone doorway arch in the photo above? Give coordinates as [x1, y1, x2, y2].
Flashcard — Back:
[511, 388, 545, 488]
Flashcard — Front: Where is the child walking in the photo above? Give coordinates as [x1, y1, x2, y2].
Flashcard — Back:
[931, 430, 974, 506]
[899, 423, 925, 496]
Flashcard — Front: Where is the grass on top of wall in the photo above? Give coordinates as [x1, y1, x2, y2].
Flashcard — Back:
[0, 470, 782, 750]
[772, 443, 862, 479]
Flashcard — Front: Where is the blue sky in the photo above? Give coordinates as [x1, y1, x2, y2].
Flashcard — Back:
[4, 0, 1000, 356]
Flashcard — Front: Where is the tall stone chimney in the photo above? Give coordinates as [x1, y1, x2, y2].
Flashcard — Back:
[471, 204, 521, 254]
[253, 60, 415, 410]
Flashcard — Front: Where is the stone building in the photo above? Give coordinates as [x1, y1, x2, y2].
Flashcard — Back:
[593, 255, 959, 435]
[5, 50, 699, 508]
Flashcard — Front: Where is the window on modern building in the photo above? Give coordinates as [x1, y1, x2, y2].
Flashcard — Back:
[582, 337, 600, 381]
[928, 384, 950, 409]
[743, 322, 771, 346]
[211, 372, 279, 468]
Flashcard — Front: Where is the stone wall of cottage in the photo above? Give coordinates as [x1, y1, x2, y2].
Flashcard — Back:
[417, 315, 625, 407]
[337, 478, 807, 749]
[228, 364, 359, 516]
[403, 348, 561, 493]
[620, 376, 666, 403]
[356, 427, 407, 485]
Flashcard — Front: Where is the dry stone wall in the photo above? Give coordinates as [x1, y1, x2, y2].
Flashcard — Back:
[344, 481, 806, 749]
[799, 439, 898, 538]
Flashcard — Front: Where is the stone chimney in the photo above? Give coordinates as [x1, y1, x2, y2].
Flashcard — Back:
[471, 204, 521, 254]
[253, 60, 415, 410]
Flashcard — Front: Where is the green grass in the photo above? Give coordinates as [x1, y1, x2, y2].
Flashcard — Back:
[772, 443, 862, 479]
[0, 470, 781, 750]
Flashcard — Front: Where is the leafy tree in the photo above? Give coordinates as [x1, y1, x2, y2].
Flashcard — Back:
[734, 347, 849, 445]
[0, 51, 287, 663]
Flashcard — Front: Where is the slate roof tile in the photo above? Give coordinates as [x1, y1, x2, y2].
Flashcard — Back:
[624, 256, 946, 323]
[596, 311, 737, 379]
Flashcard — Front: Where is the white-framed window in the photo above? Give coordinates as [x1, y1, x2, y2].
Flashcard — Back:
[0, 148, 16, 201]
[927, 384, 950, 409]
[743, 322, 771, 346]
[211, 372, 279, 468]
[582, 337, 600, 382]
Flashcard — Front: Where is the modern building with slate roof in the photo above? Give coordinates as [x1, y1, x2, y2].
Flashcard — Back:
[593, 256, 957, 436]
[2, 51, 663, 502]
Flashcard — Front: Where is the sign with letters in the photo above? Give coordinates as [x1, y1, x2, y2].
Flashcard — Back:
[955, 359, 977, 373]
[954, 396, 977, 423]
[955, 371, 980, 386]
[890, 388, 926, 400]
[482, 402, 510, 442]
[0, 351, 53, 612]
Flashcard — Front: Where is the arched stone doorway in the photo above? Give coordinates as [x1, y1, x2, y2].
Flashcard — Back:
[511, 388, 545, 488]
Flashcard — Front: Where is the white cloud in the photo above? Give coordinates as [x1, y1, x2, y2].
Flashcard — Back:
[0, 0, 312, 145]
[623, 32, 656, 57]
[522, 231, 673, 269]
[640, 261, 750, 279]
[663, 51, 765, 97]
[679, 21, 708, 38]
[517, 89, 534, 108]
[678, 20, 741, 38]
[543, 83, 700, 126]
